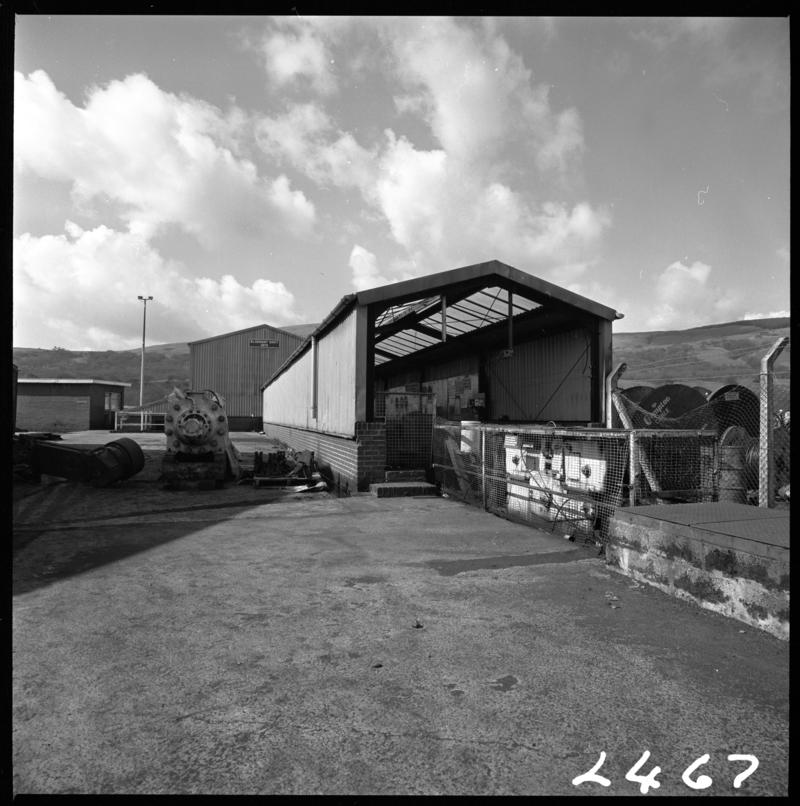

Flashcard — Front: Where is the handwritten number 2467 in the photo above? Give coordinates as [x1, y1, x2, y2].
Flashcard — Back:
[572, 751, 758, 793]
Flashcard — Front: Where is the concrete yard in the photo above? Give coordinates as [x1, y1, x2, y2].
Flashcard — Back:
[12, 433, 790, 795]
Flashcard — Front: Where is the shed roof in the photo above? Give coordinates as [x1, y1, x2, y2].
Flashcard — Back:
[187, 322, 315, 346]
[356, 260, 621, 321]
[262, 259, 623, 388]
[17, 379, 132, 387]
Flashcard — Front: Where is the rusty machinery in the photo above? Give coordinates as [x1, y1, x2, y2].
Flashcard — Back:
[161, 388, 241, 488]
[13, 433, 145, 487]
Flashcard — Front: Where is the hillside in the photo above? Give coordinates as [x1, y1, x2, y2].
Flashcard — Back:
[613, 317, 790, 392]
[13, 317, 790, 407]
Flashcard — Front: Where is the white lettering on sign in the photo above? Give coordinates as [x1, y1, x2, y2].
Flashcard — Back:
[249, 339, 279, 348]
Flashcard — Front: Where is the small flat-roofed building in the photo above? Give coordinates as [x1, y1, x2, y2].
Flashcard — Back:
[15, 379, 131, 432]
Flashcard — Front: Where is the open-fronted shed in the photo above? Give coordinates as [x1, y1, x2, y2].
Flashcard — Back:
[261, 260, 623, 492]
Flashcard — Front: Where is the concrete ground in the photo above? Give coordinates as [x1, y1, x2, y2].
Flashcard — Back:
[12, 433, 789, 795]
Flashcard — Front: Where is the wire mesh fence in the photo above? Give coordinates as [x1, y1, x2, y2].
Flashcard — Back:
[612, 336, 790, 507]
[434, 420, 722, 545]
[375, 392, 436, 469]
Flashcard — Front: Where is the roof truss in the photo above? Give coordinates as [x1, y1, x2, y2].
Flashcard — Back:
[373, 283, 542, 366]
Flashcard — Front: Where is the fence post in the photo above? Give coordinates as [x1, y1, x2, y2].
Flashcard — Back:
[481, 426, 486, 510]
[759, 336, 789, 507]
[629, 431, 638, 507]
[606, 362, 627, 428]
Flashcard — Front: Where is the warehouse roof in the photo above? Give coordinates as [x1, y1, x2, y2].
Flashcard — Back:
[263, 259, 623, 388]
[17, 379, 132, 387]
[187, 322, 317, 346]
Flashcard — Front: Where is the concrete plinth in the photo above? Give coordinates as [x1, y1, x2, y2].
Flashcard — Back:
[606, 503, 789, 640]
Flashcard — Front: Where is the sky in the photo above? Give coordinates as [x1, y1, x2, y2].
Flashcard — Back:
[12, 15, 790, 350]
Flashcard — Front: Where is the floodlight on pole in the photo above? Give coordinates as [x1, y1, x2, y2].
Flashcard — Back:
[137, 295, 153, 413]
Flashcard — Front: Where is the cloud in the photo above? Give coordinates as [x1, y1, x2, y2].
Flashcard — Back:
[255, 102, 378, 189]
[13, 223, 303, 350]
[384, 17, 584, 170]
[14, 70, 316, 248]
[349, 245, 391, 291]
[743, 310, 790, 321]
[253, 18, 605, 286]
[620, 260, 741, 331]
[258, 19, 338, 95]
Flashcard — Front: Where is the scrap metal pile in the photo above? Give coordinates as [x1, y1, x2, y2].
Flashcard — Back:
[241, 448, 326, 490]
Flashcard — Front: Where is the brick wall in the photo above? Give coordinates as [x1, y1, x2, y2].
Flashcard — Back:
[262, 421, 386, 494]
[17, 394, 91, 432]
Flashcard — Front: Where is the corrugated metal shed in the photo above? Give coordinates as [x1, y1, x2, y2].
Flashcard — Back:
[262, 259, 622, 429]
[189, 324, 307, 427]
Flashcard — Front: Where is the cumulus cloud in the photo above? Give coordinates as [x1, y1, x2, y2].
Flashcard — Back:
[620, 260, 741, 331]
[13, 223, 303, 350]
[384, 17, 584, 170]
[14, 70, 316, 248]
[253, 17, 605, 286]
[255, 103, 378, 189]
[349, 245, 391, 291]
[258, 21, 338, 95]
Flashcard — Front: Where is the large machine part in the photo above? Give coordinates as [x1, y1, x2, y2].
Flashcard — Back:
[161, 388, 240, 488]
[706, 384, 760, 438]
[13, 434, 145, 487]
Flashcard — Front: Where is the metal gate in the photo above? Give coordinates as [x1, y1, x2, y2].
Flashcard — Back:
[375, 392, 436, 469]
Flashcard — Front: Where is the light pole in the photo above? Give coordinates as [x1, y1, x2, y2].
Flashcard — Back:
[137, 296, 153, 417]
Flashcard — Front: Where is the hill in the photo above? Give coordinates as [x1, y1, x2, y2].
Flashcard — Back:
[613, 316, 790, 392]
[13, 317, 790, 407]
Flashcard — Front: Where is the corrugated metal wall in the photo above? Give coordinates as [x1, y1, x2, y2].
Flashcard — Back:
[486, 328, 593, 421]
[262, 308, 359, 437]
[315, 307, 358, 436]
[263, 348, 315, 429]
[190, 326, 303, 418]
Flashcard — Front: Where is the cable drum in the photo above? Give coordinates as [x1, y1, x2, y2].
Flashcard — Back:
[707, 384, 760, 439]
[631, 384, 711, 429]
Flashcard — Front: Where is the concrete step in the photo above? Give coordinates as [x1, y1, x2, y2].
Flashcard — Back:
[384, 469, 427, 482]
[370, 481, 439, 498]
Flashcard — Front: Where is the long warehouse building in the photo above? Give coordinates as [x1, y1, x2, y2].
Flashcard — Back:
[261, 260, 623, 494]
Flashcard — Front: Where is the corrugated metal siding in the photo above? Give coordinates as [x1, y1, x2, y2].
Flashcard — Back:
[486, 328, 593, 421]
[262, 309, 358, 437]
[316, 309, 357, 436]
[190, 326, 303, 418]
[262, 348, 314, 429]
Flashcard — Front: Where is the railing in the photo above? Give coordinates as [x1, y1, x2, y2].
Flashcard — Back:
[114, 399, 168, 432]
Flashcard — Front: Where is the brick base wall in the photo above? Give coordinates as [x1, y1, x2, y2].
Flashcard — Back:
[262, 421, 387, 494]
[17, 394, 91, 432]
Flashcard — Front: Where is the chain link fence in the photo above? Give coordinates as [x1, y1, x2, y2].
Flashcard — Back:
[612, 336, 789, 507]
[374, 392, 436, 470]
[431, 337, 788, 545]
[433, 422, 717, 545]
